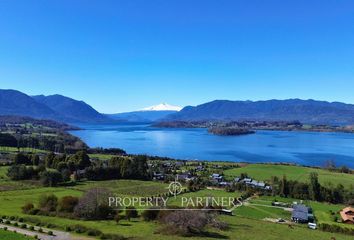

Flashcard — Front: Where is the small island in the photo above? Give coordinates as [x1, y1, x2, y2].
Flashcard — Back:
[208, 127, 255, 136]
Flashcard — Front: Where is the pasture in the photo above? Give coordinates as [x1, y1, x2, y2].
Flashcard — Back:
[224, 164, 354, 188]
[0, 229, 32, 240]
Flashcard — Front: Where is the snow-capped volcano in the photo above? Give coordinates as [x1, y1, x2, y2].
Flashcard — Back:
[141, 103, 182, 111]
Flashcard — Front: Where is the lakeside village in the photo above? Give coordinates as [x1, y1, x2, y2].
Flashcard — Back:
[0, 117, 353, 239]
[150, 161, 344, 229]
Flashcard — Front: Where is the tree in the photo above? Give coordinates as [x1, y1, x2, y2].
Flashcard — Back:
[21, 203, 34, 214]
[39, 170, 63, 187]
[0, 133, 17, 147]
[114, 212, 121, 224]
[74, 188, 114, 220]
[45, 152, 55, 168]
[279, 175, 289, 197]
[309, 172, 321, 201]
[7, 165, 35, 180]
[125, 207, 138, 221]
[31, 154, 40, 165]
[58, 196, 79, 212]
[141, 208, 160, 221]
[160, 210, 211, 236]
[13, 153, 31, 165]
[38, 194, 58, 212]
[69, 150, 91, 170]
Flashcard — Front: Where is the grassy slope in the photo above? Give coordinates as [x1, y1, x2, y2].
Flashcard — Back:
[224, 164, 354, 188]
[0, 166, 37, 191]
[0, 164, 352, 239]
[68, 179, 169, 197]
[256, 195, 354, 229]
[0, 186, 352, 239]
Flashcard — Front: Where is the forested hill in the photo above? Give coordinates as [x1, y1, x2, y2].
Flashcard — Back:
[33, 94, 111, 123]
[165, 99, 354, 125]
[0, 89, 114, 124]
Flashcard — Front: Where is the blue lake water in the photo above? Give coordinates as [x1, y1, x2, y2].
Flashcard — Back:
[70, 124, 354, 168]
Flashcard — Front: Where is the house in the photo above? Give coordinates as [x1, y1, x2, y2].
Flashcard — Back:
[340, 207, 354, 224]
[210, 173, 223, 181]
[195, 165, 204, 171]
[291, 204, 313, 223]
[241, 178, 252, 183]
[219, 181, 230, 187]
[255, 181, 265, 188]
[153, 172, 165, 180]
[177, 173, 195, 181]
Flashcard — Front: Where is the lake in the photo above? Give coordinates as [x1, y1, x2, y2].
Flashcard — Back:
[70, 124, 354, 168]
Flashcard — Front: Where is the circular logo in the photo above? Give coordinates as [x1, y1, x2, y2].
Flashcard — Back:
[168, 181, 183, 196]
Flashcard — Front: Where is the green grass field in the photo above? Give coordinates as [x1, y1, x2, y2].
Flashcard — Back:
[68, 179, 169, 197]
[0, 146, 47, 153]
[255, 195, 354, 230]
[0, 167, 38, 191]
[224, 164, 354, 188]
[0, 185, 353, 239]
[0, 229, 32, 240]
[168, 189, 241, 208]
[0, 163, 353, 239]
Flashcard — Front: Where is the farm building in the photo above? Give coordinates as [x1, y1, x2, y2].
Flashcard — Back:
[291, 204, 313, 223]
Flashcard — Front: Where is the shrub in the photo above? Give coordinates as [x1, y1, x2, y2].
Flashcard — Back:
[3, 227, 7, 231]
[38, 194, 58, 212]
[73, 224, 88, 233]
[74, 188, 114, 220]
[100, 233, 126, 240]
[65, 226, 72, 232]
[38, 228, 43, 233]
[5, 220, 10, 224]
[48, 231, 53, 235]
[141, 208, 160, 221]
[40, 170, 63, 187]
[9, 216, 15, 220]
[158, 210, 211, 236]
[22, 203, 35, 214]
[87, 228, 102, 236]
[114, 212, 121, 224]
[58, 196, 79, 212]
[47, 223, 57, 228]
[125, 207, 138, 221]
[13, 222, 18, 227]
[18, 217, 24, 222]
[20, 223, 27, 229]
[29, 226, 35, 231]
[28, 208, 40, 215]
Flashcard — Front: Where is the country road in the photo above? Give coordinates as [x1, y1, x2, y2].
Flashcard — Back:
[0, 223, 93, 240]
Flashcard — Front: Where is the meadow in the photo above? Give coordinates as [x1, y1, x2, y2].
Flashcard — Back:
[0, 229, 32, 240]
[0, 180, 352, 240]
[0, 162, 353, 239]
[224, 164, 354, 188]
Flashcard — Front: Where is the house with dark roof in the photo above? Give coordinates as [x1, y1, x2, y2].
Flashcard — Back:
[291, 204, 313, 223]
[340, 207, 354, 224]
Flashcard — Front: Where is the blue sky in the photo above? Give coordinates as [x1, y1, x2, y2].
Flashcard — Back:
[0, 0, 354, 113]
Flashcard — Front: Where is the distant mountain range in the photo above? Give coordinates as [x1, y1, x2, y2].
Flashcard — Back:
[165, 99, 354, 125]
[0, 89, 111, 124]
[2, 89, 354, 125]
